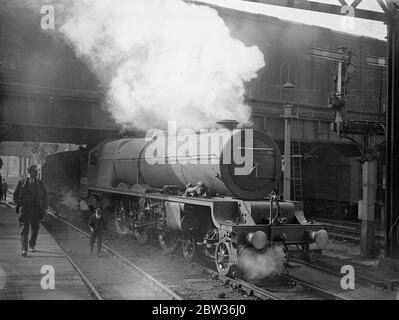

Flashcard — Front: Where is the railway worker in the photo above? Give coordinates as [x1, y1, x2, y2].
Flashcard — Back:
[2, 178, 8, 202]
[88, 207, 105, 257]
[13, 164, 48, 257]
[183, 181, 208, 197]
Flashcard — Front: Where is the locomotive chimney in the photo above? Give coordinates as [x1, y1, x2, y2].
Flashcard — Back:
[216, 119, 239, 130]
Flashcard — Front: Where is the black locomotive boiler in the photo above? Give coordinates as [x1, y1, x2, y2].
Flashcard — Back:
[44, 123, 328, 275]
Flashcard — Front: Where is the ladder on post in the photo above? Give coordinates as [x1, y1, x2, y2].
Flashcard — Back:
[291, 139, 303, 202]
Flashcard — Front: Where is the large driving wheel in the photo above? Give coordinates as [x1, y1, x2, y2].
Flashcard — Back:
[215, 241, 236, 276]
[182, 238, 196, 261]
[133, 229, 149, 244]
[158, 231, 179, 252]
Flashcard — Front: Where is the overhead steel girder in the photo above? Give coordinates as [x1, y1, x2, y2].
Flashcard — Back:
[189, 0, 385, 22]
[0, 83, 120, 145]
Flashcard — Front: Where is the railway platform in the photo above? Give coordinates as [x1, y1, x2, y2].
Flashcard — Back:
[0, 204, 92, 300]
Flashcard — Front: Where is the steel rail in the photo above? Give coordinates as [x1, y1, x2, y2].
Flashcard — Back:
[5, 200, 360, 300]
[46, 209, 281, 300]
[323, 226, 386, 245]
[167, 253, 281, 300]
[45, 207, 353, 301]
[280, 273, 351, 300]
[62, 248, 104, 300]
[288, 256, 385, 289]
[46, 211, 183, 300]
[5, 202, 103, 300]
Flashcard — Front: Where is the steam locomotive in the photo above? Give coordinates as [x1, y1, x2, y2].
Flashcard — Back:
[43, 121, 328, 276]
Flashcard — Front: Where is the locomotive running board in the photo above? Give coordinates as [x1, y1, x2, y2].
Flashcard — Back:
[89, 186, 237, 205]
[88, 186, 241, 228]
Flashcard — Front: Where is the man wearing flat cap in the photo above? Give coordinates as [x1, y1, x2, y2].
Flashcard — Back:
[13, 165, 48, 257]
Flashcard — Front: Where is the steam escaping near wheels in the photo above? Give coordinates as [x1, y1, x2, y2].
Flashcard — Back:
[238, 246, 285, 280]
[60, 191, 80, 210]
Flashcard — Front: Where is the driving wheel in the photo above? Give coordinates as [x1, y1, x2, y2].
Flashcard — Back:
[182, 238, 196, 261]
[158, 231, 179, 252]
[215, 241, 236, 276]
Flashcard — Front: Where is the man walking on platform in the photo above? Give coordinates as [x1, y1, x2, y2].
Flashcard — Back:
[2, 178, 8, 202]
[89, 207, 105, 257]
[13, 165, 48, 257]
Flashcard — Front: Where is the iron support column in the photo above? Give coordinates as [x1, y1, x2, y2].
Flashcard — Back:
[361, 159, 377, 257]
[386, 5, 399, 259]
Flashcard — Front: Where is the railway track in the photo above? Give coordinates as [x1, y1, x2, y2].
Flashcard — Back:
[288, 256, 393, 290]
[6, 202, 181, 300]
[289, 256, 378, 287]
[45, 209, 354, 300]
[316, 217, 386, 246]
[141, 242, 350, 300]
[4, 193, 362, 300]
[280, 273, 349, 300]
[44, 211, 189, 300]
[286, 255, 399, 298]
[48, 211, 183, 300]
[46, 211, 280, 300]
[59, 246, 104, 300]
[281, 258, 385, 300]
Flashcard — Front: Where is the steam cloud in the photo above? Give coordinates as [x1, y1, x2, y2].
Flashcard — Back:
[60, 191, 79, 210]
[61, 190, 88, 211]
[238, 246, 285, 280]
[60, 0, 265, 130]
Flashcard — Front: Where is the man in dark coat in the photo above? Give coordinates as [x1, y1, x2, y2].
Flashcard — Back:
[88, 207, 105, 257]
[13, 165, 48, 256]
[2, 178, 8, 202]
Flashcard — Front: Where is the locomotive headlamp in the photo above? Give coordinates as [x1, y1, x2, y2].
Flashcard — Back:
[246, 231, 267, 250]
[309, 230, 329, 249]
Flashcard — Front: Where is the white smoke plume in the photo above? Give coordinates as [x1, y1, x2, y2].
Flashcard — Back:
[238, 246, 285, 280]
[60, 191, 89, 211]
[60, 0, 265, 130]
[60, 190, 80, 210]
[79, 199, 89, 211]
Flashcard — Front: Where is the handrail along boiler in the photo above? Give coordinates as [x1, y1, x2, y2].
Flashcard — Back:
[45, 122, 328, 276]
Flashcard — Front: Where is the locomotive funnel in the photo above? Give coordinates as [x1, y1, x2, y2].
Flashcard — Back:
[247, 231, 267, 250]
[216, 119, 239, 130]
